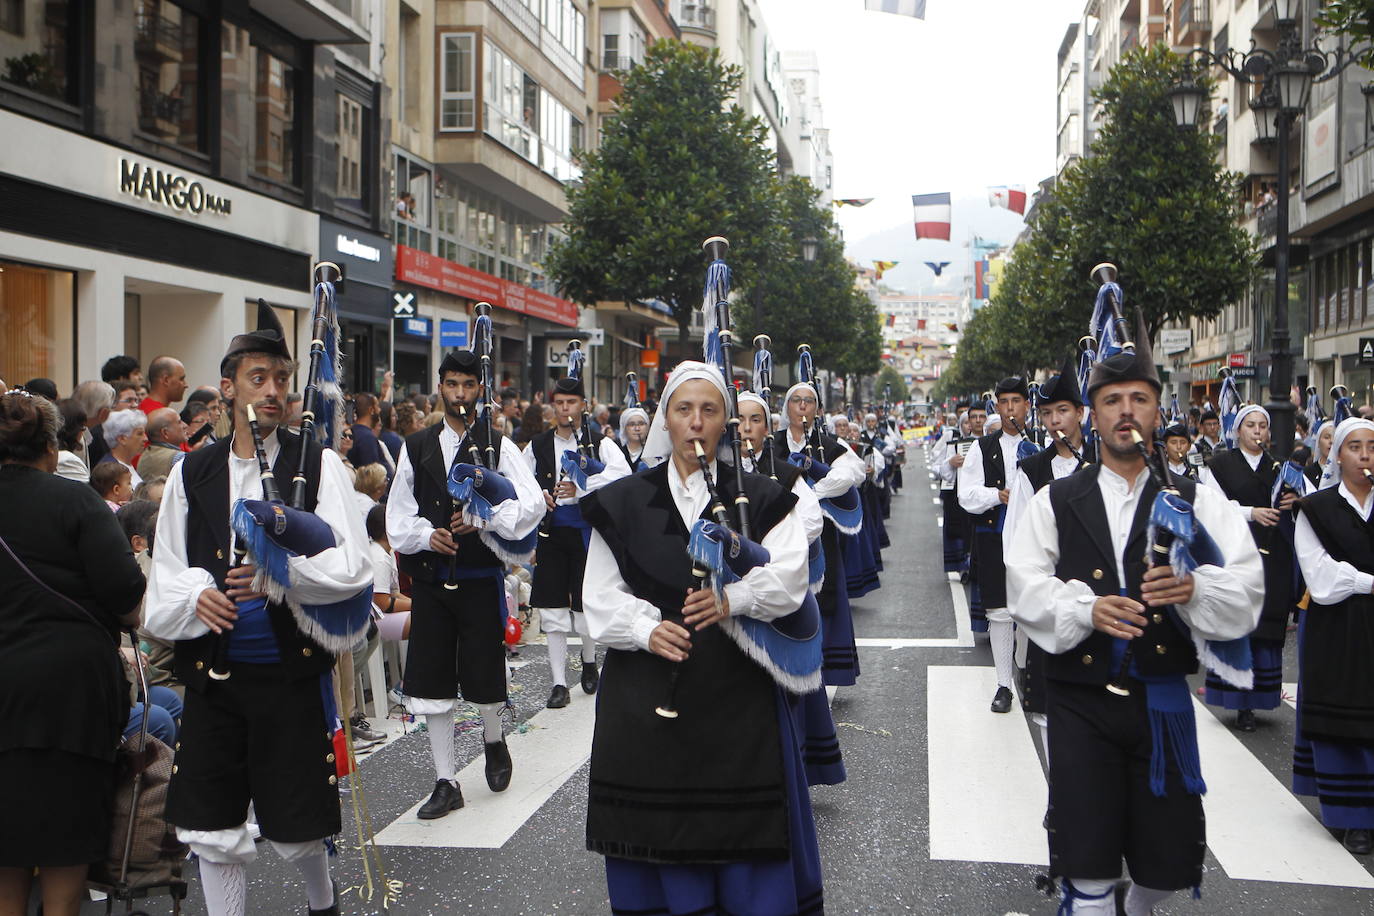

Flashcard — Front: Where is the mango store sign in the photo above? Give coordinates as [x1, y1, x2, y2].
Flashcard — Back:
[394, 245, 578, 327]
[119, 159, 231, 216]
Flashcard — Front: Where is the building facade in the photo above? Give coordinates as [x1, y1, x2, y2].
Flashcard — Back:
[0, 0, 390, 392]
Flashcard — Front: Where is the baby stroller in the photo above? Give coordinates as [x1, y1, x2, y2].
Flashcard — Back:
[85, 632, 189, 913]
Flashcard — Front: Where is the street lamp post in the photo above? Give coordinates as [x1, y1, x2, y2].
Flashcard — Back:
[1168, 3, 1364, 458]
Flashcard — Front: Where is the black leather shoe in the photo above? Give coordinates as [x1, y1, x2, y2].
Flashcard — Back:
[547, 684, 571, 708]
[1345, 828, 1373, 855]
[990, 686, 1013, 714]
[1236, 709, 1257, 732]
[308, 880, 340, 916]
[581, 660, 599, 695]
[485, 739, 513, 793]
[417, 779, 464, 819]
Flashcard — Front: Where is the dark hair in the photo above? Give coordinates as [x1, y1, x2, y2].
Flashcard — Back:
[116, 499, 159, 551]
[1200, 410, 1218, 423]
[22, 378, 58, 400]
[365, 504, 387, 543]
[516, 404, 545, 445]
[395, 402, 419, 435]
[101, 355, 140, 383]
[0, 391, 60, 463]
[185, 388, 219, 406]
[181, 401, 209, 424]
[379, 400, 394, 431]
[90, 461, 130, 498]
[55, 398, 88, 451]
[221, 352, 297, 382]
[113, 379, 139, 400]
[354, 392, 377, 421]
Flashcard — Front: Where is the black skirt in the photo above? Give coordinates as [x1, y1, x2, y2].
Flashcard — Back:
[0, 748, 116, 866]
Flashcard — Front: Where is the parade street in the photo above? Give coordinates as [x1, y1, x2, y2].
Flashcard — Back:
[91, 455, 1374, 916]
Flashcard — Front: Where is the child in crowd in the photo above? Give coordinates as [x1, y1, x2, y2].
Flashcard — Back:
[91, 461, 132, 511]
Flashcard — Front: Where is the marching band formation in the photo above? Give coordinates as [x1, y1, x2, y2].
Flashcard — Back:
[6, 243, 1374, 915]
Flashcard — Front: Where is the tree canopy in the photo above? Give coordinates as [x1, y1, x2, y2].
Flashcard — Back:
[936, 44, 1257, 401]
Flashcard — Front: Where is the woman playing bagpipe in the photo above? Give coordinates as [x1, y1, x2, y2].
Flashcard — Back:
[144, 294, 373, 916]
[770, 351, 867, 687]
[1200, 403, 1312, 732]
[384, 308, 545, 820]
[1005, 310, 1264, 915]
[1292, 416, 1374, 856]
[616, 372, 651, 473]
[846, 413, 888, 592]
[580, 360, 824, 916]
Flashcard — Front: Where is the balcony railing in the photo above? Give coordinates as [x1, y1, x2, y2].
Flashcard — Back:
[1120, 24, 1138, 56]
[601, 52, 636, 72]
[492, 0, 540, 46]
[135, 9, 184, 59]
[679, 2, 715, 32]
[1179, 0, 1210, 27]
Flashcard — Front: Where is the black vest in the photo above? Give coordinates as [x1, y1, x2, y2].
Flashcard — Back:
[580, 463, 797, 863]
[769, 428, 848, 468]
[395, 422, 505, 583]
[1018, 443, 1065, 492]
[1295, 488, 1374, 741]
[1206, 448, 1293, 641]
[175, 430, 332, 690]
[1043, 467, 1200, 684]
[971, 431, 1013, 527]
[530, 426, 597, 494]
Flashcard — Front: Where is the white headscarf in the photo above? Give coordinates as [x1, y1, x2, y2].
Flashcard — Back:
[737, 391, 768, 412]
[641, 361, 730, 468]
[1231, 404, 1270, 452]
[618, 407, 649, 447]
[1320, 417, 1374, 489]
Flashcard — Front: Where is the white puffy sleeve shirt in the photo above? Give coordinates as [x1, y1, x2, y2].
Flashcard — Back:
[1296, 483, 1374, 604]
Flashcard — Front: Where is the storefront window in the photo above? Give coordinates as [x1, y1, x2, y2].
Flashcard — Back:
[134, 0, 204, 151]
[0, 260, 75, 390]
[0, 0, 77, 104]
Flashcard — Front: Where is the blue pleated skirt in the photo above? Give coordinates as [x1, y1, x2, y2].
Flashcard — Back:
[787, 687, 846, 787]
[820, 538, 859, 687]
[1204, 638, 1282, 711]
[843, 526, 880, 598]
[604, 689, 825, 916]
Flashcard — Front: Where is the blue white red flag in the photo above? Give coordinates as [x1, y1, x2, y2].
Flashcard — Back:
[912, 192, 951, 240]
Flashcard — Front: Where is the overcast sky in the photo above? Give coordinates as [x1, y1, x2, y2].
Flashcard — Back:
[757, 0, 1089, 266]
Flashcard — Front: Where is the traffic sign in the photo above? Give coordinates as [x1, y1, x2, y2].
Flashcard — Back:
[392, 291, 416, 318]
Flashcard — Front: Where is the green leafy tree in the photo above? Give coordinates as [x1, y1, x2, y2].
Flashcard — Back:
[1317, 2, 1374, 70]
[546, 41, 780, 352]
[831, 290, 884, 402]
[943, 44, 1256, 391]
[875, 364, 909, 403]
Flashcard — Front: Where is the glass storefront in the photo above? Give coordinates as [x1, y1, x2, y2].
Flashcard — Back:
[0, 259, 75, 390]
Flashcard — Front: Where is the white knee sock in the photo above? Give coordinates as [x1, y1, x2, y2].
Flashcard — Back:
[199, 860, 247, 916]
[989, 618, 1015, 689]
[293, 849, 334, 911]
[478, 701, 504, 744]
[547, 632, 569, 687]
[1062, 878, 1117, 915]
[1124, 883, 1172, 916]
[580, 636, 597, 664]
[427, 713, 456, 784]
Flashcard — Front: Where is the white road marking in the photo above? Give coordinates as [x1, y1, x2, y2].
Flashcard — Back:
[1193, 696, 1374, 888]
[928, 666, 1049, 866]
[374, 691, 597, 849]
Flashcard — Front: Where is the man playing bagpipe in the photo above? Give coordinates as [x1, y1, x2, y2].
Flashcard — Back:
[959, 376, 1036, 714]
[525, 356, 632, 708]
[580, 361, 824, 915]
[770, 372, 866, 687]
[933, 407, 978, 581]
[385, 345, 544, 819]
[1163, 424, 1199, 480]
[1002, 358, 1089, 745]
[145, 302, 374, 916]
[1006, 328, 1263, 915]
[1200, 404, 1310, 732]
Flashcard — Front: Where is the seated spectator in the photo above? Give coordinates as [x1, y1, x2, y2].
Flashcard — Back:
[138, 356, 187, 414]
[21, 378, 58, 400]
[139, 407, 187, 481]
[115, 500, 174, 685]
[54, 398, 90, 482]
[367, 505, 411, 642]
[91, 461, 133, 511]
[0, 390, 145, 913]
[180, 401, 213, 449]
[353, 462, 388, 520]
[90, 379, 140, 468]
[70, 380, 113, 466]
[134, 475, 167, 505]
[99, 407, 146, 487]
[113, 500, 181, 741]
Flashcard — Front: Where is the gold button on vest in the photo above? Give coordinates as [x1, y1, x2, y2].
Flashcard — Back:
[1082, 654, 1093, 665]
[1092, 569, 1104, 580]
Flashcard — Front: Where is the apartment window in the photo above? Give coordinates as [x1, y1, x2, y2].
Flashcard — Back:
[336, 93, 363, 204]
[134, 1, 204, 152]
[253, 48, 299, 184]
[601, 9, 644, 70]
[0, 0, 77, 104]
[394, 152, 432, 251]
[440, 32, 475, 130]
[543, 0, 585, 60]
[483, 40, 536, 161]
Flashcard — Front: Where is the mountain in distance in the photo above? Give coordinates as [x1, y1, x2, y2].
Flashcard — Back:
[845, 196, 1028, 296]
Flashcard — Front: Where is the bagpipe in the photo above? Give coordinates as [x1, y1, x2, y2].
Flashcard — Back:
[538, 340, 596, 538]
[791, 343, 863, 534]
[654, 238, 824, 719]
[444, 302, 538, 570]
[750, 334, 779, 480]
[225, 266, 373, 666]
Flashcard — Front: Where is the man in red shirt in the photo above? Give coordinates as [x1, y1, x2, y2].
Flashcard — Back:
[139, 356, 188, 416]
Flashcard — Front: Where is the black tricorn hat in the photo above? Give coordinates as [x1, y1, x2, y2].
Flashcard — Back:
[221, 299, 291, 376]
[439, 349, 481, 379]
[1086, 310, 1161, 402]
[994, 376, 1029, 399]
[1037, 354, 1083, 407]
[1163, 423, 1190, 441]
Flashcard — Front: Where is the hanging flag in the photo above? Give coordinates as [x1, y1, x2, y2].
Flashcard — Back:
[865, 0, 927, 19]
[917, 319, 927, 331]
[924, 261, 950, 276]
[835, 198, 874, 208]
[912, 192, 951, 240]
[873, 260, 898, 279]
[944, 322, 959, 332]
[988, 185, 1027, 215]
[884, 313, 896, 328]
